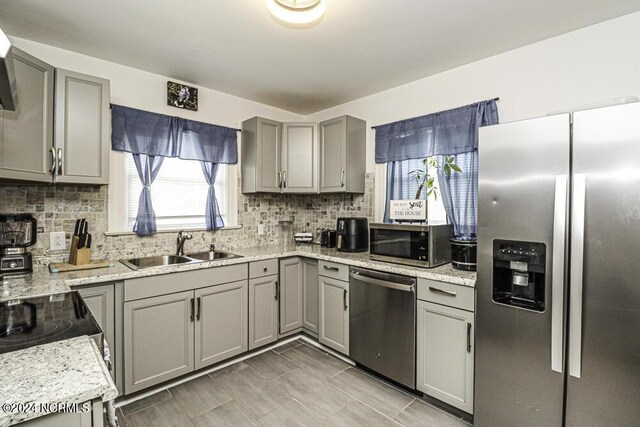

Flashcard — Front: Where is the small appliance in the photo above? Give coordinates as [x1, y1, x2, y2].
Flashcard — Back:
[320, 229, 337, 248]
[0, 214, 37, 276]
[369, 223, 452, 268]
[336, 217, 368, 252]
[450, 238, 477, 271]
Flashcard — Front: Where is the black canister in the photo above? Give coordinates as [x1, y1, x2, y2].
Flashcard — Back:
[450, 239, 477, 271]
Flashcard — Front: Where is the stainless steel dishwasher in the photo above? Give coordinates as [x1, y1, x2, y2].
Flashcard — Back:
[349, 267, 416, 389]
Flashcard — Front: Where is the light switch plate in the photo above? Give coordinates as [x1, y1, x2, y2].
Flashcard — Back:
[50, 231, 66, 251]
[257, 224, 265, 236]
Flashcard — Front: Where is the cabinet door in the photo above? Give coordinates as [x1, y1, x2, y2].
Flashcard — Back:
[195, 280, 248, 369]
[319, 276, 349, 355]
[54, 69, 110, 184]
[256, 117, 282, 192]
[302, 258, 319, 334]
[319, 117, 347, 193]
[124, 291, 194, 394]
[417, 301, 474, 414]
[279, 258, 303, 334]
[0, 48, 54, 182]
[77, 284, 116, 384]
[282, 122, 318, 193]
[249, 275, 278, 350]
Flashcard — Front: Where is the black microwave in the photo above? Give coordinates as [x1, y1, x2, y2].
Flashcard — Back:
[369, 223, 453, 268]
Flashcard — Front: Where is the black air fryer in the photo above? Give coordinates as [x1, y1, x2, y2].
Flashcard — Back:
[336, 217, 368, 252]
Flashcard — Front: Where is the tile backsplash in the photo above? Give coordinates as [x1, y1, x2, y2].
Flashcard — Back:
[0, 174, 374, 265]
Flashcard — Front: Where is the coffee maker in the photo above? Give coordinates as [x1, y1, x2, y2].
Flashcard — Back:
[0, 214, 37, 275]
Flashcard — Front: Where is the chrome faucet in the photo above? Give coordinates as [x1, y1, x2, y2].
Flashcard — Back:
[176, 230, 193, 256]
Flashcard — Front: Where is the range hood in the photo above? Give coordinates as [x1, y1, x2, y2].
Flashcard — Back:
[0, 26, 17, 111]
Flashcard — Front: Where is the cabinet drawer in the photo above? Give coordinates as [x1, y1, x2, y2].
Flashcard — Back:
[318, 260, 349, 282]
[417, 278, 474, 312]
[249, 259, 278, 279]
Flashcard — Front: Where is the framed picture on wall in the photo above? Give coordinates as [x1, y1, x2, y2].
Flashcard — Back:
[167, 81, 198, 111]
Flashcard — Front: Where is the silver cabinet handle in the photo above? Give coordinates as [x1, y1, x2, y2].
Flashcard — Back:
[551, 174, 568, 373]
[429, 286, 456, 297]
[569, 173, 586, 378]
[467, 322, 472, 352]
[49, 147, 57, 175]
[283, 171, 287, 188]
[324, 265, 340, 272]
[278, 171, 282, 188]
[275, 280, 279, 301]
[196, 297, 201, 321]
[57, 148, 63, 176]
[340, 169, 345, 187]
[343, 289, 348, 310]
[190, 298, 195, 322]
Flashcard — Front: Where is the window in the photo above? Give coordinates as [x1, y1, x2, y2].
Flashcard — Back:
[125, 156, 226, 230]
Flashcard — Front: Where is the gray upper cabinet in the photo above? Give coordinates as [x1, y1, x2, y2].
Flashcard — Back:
[281, 122, 318, 193]
[302, 258, 319, 334]
[54, 69, 110, 185]
[248, 275, 279, 350]
[319, 115, 366, 193]
[318, 275, 349, 355]
[195, 280, 248, 370]
[0, 48, 54, 183]
[242, 117, 281, 193]
[124, 290, 194, 394]
[279, 257, 304, 334]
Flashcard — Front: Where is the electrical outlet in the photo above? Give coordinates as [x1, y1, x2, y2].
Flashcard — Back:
[257, 224, 265, 236]
[50, 232, 66, 251]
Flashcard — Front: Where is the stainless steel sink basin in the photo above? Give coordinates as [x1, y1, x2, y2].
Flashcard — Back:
[186, 251, 242, 261]
[120, 255, 200, 270]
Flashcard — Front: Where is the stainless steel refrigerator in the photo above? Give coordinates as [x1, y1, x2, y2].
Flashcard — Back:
[475, 101, 640, 426]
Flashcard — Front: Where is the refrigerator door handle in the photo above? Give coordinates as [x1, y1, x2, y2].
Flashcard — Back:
[551, 174, 568, 373]
[569, 173, 586, 378]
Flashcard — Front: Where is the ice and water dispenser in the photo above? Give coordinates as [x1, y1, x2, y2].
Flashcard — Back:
[492, 240, 546, 312]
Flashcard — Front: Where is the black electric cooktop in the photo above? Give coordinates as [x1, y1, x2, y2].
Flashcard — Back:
[0, 291, 102, 355]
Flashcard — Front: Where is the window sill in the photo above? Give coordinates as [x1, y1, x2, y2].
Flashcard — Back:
[104, 225, 243, 236]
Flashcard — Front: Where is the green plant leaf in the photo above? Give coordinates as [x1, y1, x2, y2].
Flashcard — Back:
[450, 164, 462, 173]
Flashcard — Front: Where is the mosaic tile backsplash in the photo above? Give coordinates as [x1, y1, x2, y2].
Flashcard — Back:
[0, 174, 374, 265]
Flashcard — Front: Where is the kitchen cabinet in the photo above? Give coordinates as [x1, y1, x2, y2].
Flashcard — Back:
[416, 279, 475, 414]
[302, 258, 319, 334]
[249, 275, 279, 350]
[318, 275, 349, 355]
[54, 69, 110, 184]
[22, 400, 103, 427]
[0, 48, 54, 183]
[319, 115, 366, 193]
[241, 117, 281, 193]
[279, 257, 304, 334]
[281, 122, 318, 193]
[124, 291, 194, 394]
[195, 280, 248, 369]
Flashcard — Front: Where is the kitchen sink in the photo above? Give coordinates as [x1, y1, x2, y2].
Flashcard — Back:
[186, 251, 242, 261]
[120, 255, 200, 270]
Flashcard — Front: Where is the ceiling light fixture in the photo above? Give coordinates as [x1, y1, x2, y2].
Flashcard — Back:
[267, 0, 326, 26]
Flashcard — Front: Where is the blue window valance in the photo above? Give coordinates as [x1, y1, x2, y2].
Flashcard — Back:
[111, 104, 238, 164]
[374, 99, 498, 163]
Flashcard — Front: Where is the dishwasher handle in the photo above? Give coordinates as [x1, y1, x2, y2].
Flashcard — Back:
[350, 271, 415, 292]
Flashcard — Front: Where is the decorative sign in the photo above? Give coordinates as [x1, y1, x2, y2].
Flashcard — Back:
[167, 81, 198, 111]
[389, 200, 427, 222]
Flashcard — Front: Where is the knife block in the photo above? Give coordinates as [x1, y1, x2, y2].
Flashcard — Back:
[69, 236, 91, 266]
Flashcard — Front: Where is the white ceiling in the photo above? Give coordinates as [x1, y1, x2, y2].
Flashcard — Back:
[1, 0, 640, 114]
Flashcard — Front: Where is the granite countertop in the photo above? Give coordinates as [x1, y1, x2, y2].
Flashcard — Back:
[1, 245, 476, 302]
[0, 336, 118, 427]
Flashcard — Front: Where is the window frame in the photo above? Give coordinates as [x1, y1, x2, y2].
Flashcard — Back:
[107, 151, 238, 234]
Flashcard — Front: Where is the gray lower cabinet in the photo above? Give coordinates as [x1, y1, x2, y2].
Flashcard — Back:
[318, 275, 349, 355]
[302, 258, 319, 334]
[248, 275, 278, 350]
[279, 258, 303, 334]
[54, 69, 110, 184]
[22, 400, 103, 427]
[124, 291, 195, 394]
[319, 115, 366, 193]
[0, 48, 54, 182]
[242, 117, 282, 193]
[416, 300, 475, 414]
[195, 280, 248, 369]
[281, 122, 318, 193]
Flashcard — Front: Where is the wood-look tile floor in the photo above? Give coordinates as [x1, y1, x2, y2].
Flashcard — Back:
[118, 340, 470, 427]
